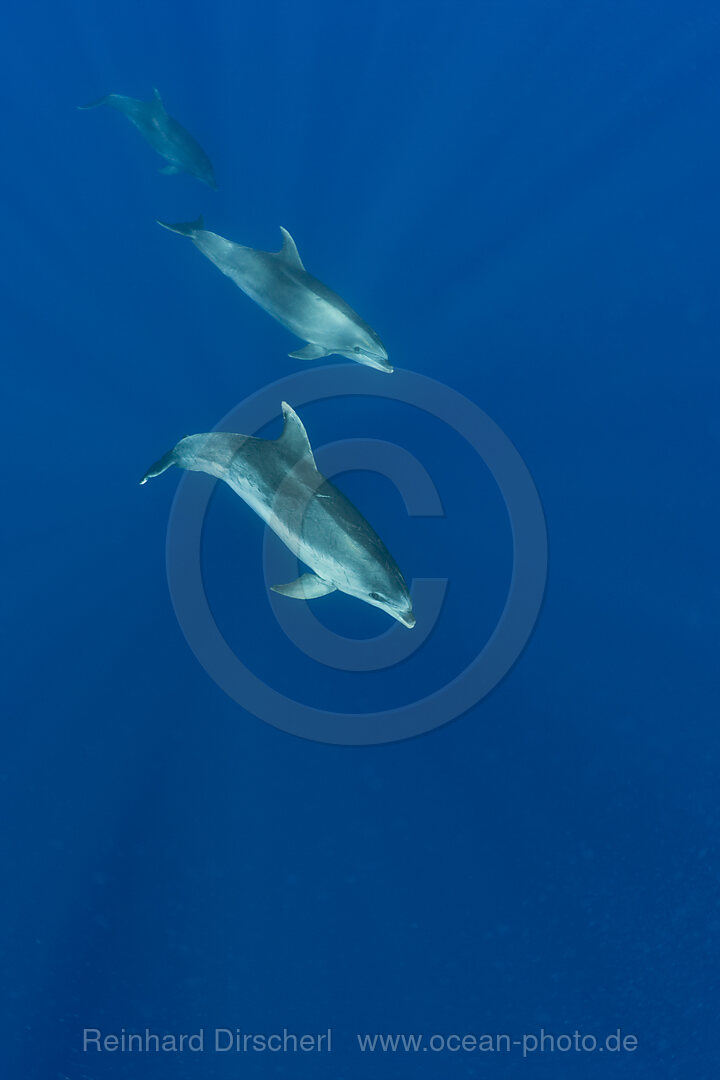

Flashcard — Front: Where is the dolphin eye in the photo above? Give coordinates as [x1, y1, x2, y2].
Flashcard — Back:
[353, 346, 361, 353]
[370, 592, 384, 602]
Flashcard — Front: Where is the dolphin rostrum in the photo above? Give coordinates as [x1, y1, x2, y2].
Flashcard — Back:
[157, 218, 391, 371]
[141, 403, 415, 627]
[79, 88, 216, 188]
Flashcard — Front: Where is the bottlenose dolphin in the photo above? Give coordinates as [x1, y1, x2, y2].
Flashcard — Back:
[141, 403, 415, 627]
[157, 218, 391, 371]
[79, 88, 216, 188]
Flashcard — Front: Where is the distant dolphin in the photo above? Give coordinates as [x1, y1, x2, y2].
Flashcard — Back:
[79, 88, 216, 188]
[157, 218, 391, 371]
[141, 402, 415, 627]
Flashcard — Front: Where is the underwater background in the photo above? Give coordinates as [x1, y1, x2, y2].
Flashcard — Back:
[3, 0, 719, 1076]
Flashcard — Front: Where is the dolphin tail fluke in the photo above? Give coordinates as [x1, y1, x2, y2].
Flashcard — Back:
[140, 446, 181, 485]
[156, 216, 204, 236]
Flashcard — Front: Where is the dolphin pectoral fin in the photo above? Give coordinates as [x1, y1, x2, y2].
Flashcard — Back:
[271, 573, 336, 599]
[139, 446, 180, 485]
[159, 164, 181, 175]
[277, 227, 305, 270]
[157, 215, 204, 236]
[288, 343, 329, 361]
[78, 93, 120, 110]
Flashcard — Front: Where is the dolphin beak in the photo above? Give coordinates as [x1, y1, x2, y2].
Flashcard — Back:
[398, 610, 416, 629]
[371, 357, 393, 373]
[356, 349, 392, 373]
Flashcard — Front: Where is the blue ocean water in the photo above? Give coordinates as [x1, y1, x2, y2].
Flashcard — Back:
[3, 0, 719, 1076]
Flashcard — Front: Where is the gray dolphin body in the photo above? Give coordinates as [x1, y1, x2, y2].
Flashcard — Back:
[157, 218, 391, 371]
[141, 403, 414, 627]
[79, 88, 216, 188]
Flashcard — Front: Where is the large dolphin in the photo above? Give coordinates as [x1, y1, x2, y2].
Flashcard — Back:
[79, 88, 216, 188]
[141, 402, 415, 627]
[157, 218, 391, 371]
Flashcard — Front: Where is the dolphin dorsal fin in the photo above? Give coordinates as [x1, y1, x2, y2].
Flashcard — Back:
[277, 227, 305, 270]
[277, 402, 316, 467]
[152, 87, 167, 113]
